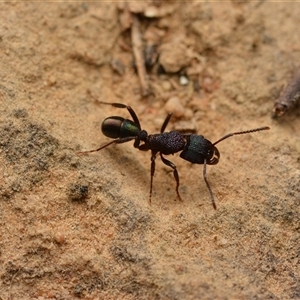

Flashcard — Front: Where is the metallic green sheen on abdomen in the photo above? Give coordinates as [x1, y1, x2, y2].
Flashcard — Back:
[101, 116, 139, 139]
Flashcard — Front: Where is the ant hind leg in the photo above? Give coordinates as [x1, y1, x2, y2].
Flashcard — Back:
[87, 90, 142, 129]
[77, 136, 136, 155]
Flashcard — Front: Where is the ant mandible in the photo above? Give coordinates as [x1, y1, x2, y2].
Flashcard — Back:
[79, 96, 270, 209]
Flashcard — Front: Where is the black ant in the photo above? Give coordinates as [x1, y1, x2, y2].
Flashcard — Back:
[79, 98, 270, 209]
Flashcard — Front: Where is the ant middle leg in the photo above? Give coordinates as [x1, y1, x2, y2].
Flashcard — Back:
[160, 113, 172, 133]
[160, 153, 183, 201]
[149, 151, 158, 203]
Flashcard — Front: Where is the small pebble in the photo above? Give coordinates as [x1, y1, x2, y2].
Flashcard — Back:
[47, 75, 56, 86]
[161, 80, 172, 92]
[165, 96, 185, 118]
[67, 183, 88, 201]
[174, 120, 196, 133]
[159, 43, 190, 73]
[179, 75, 189, 86]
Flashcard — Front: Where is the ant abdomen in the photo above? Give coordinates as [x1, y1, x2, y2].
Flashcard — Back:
[102, 117, 140, 139]
[146, 131, 185, 155]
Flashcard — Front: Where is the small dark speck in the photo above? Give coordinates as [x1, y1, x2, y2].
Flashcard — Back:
[73, 284, 84, 297]
[12, 108, 28, 119]
[67, 183, 88, 201]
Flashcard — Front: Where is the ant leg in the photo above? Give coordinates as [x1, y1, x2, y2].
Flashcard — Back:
[160, 113, 172, 133]
[203, 159, 217, 210]
[87, 90, 142, 130]
[77, 136, 136, 155]
[160, 153, 183, 201]
[138, 144, 150, 151]
[149, 151, 158, 203]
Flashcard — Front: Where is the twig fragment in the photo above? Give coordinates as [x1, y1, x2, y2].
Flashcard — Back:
[131, 14, 149, 97]
[273, 67, 300, 118]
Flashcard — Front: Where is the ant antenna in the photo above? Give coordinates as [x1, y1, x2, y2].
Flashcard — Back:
[213, 126, 270, 146]
[205, 126, 270, 209]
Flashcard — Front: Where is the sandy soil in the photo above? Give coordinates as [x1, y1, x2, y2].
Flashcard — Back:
[0, 2, 299, 300]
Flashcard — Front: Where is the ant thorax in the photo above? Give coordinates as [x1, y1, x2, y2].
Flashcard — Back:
[146, 131, 186, 155]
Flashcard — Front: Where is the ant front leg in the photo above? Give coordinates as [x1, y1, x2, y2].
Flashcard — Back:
[203, 159, 217, 210]
[160, 153, 183, 201]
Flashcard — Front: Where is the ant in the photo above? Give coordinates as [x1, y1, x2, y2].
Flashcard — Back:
[79, 97, 270, 209]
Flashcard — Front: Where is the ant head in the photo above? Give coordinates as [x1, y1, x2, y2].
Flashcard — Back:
[180, 135, 220, 165]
